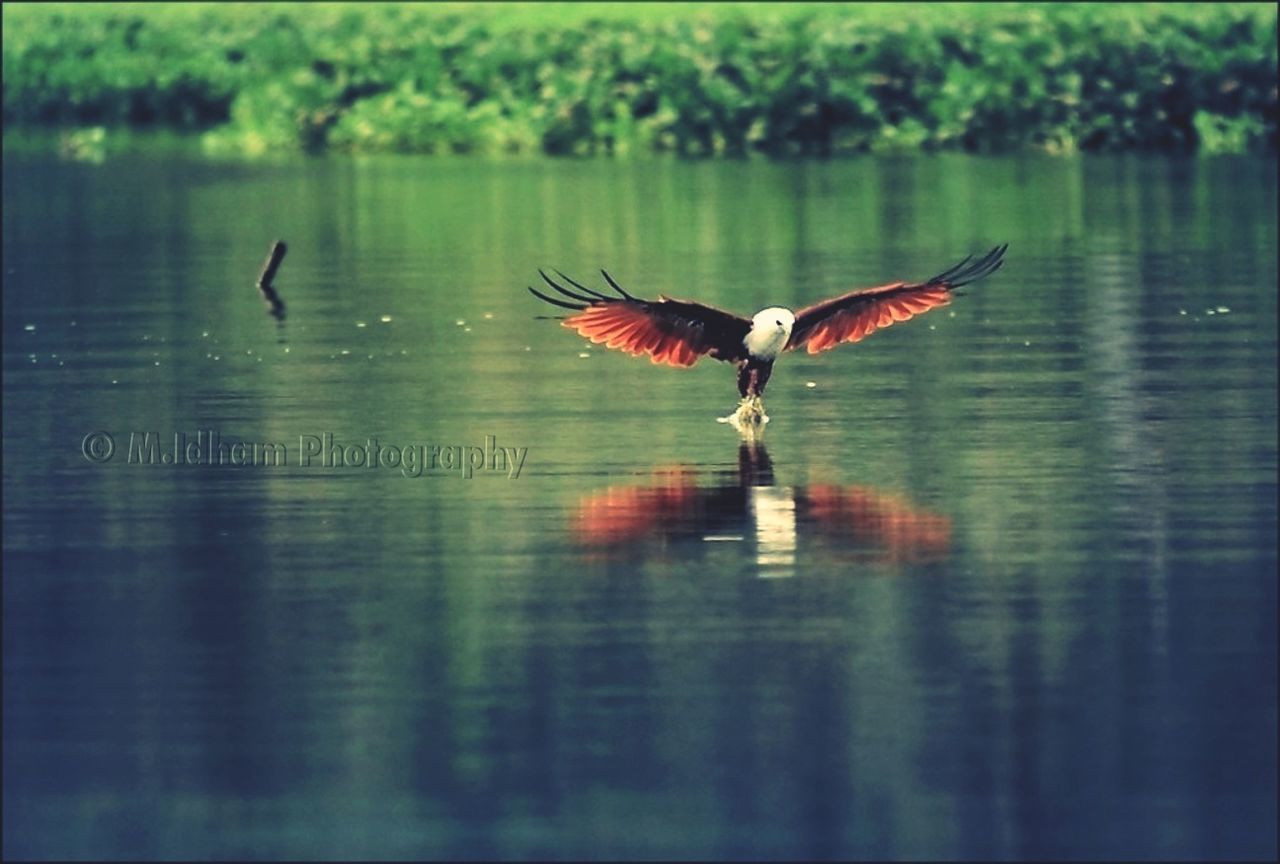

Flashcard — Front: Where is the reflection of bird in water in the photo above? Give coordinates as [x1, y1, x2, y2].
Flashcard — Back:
[570, 443, 951, 575]
[529, 246, 1006, 436]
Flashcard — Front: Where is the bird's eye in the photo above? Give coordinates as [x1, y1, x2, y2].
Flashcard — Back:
[776, 319, 782, 326]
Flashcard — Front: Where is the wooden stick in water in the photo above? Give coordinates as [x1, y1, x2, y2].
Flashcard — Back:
[256, 240, 287, 321]
[257, 240, 287, 289]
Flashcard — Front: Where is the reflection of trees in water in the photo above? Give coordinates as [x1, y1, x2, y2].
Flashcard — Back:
[570, 443, 951, 576]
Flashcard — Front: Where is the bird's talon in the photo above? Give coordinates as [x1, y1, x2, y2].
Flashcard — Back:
[722, 396, 768, 429]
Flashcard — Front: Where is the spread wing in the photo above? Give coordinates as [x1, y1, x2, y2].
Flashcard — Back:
[529, 270, 751, 367]
[786, 244, 1007, 355]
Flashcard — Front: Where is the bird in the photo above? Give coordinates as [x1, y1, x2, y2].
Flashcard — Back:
[528, 244, 1007, 431]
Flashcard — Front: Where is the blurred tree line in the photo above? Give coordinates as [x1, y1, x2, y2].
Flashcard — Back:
[3, 3, 1275, 156]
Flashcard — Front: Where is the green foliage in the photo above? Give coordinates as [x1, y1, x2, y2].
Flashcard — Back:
[3, 3, 1276, 156]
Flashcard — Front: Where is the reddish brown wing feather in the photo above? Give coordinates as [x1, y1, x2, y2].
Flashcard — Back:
[565, 304, 707, 367]
[530, 270, 752, 368]
[792, 283, 953, 355]
[787, 245, 1006, 355]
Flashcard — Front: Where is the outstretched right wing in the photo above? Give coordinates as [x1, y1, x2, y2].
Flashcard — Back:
[529, 270, 752, 367]
[786, 245, 1008, 355]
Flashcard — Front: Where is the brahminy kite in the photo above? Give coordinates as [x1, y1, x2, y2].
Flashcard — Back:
[529, 244, 1007, 427]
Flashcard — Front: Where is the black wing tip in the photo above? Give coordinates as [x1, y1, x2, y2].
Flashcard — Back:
[528, 284, 587, 311]
[531, 267, 642, 307]
[932, 243, 1008, 289]
[551, 268, 611, 300]
[600, 269, 637, 300]
[538, 269, 605, 305]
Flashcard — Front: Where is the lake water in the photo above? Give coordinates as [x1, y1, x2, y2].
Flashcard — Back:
[3, 149, 1276, 860]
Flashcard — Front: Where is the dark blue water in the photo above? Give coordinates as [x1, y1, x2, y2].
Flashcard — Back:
[3, 150, 1276, 859]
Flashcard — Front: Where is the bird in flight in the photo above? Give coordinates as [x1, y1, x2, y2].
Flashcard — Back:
[529, 245, 1007, 431]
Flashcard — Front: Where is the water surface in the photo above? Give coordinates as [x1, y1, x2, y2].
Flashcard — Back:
[3, 151, 1276, 860]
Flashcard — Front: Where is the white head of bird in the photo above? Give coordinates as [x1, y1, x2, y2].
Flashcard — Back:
[744, 307, 795, 360]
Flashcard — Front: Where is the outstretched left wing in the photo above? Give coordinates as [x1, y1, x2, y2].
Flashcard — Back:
[529, 270, 751, 367]
[787, 244, 1007, 355]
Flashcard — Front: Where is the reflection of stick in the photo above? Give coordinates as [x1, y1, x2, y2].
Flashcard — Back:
[256, 240, 287, 321]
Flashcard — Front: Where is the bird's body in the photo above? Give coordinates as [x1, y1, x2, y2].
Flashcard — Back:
[529, 246, 1007, 434]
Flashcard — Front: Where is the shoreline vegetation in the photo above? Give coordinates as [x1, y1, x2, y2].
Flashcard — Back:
[3, 3, 1275, 158]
